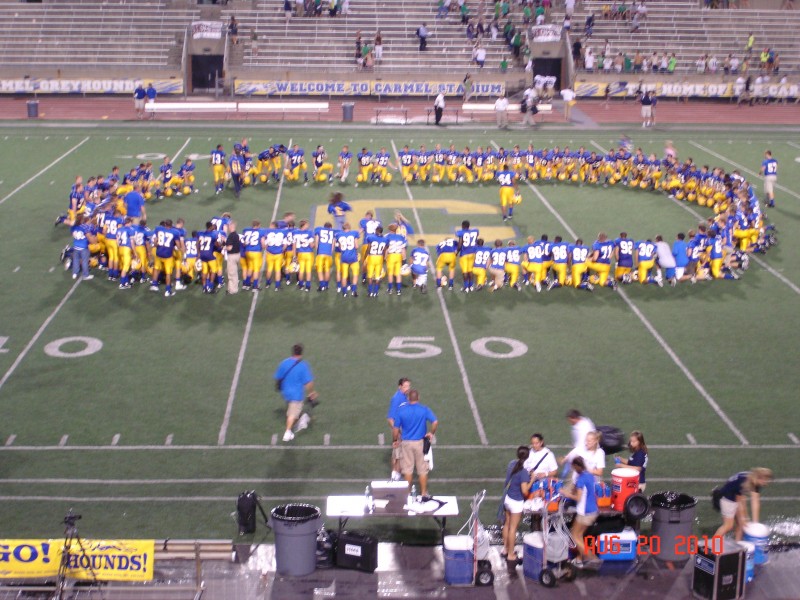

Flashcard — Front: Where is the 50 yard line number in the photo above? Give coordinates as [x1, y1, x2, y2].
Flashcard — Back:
[385, 336, 528, 359]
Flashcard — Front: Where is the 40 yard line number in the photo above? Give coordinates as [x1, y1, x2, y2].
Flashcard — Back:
[385, 336, 528, 359]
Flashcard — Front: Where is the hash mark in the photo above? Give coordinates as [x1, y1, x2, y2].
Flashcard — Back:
[271, 434, 278, 446]
[789, 433, 799, 445]
[323, 434, 330, 446]
[59, 435, 68, 447]
[13, 266, 20, 273]
[378, 433, 385, 446]
[111, 434, 120, 446]
[5, 434, 16, 446]
[49, 267, 55, 273]
[686, 433, 697, 445]
[164, 434, 173, 446]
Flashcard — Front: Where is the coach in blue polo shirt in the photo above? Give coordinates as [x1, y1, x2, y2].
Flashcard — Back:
[124, 182, 146, 225]
[392, 389, 438, 500]
[274, 344, 318, 443]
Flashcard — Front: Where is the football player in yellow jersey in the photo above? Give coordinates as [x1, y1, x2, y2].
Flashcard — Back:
[398, 145, 417, 183]
[373, 147, 396, 184]
[356, 147, 374, 184]
[509, 145, 525, 178]
[431, 144, 448, 183]
[283, 144, 308, 183]
[312, 145, 334, 183]
[209, 144, 227, 194]
[416, 144, 433, 182]
[482, 146, 498, 181]
[495, 166, 520, 222]
[444, 144, 461, 183]
[384, 224, 407, 295]
[504, 241, 522, 289]
[458, 146, 476, 184]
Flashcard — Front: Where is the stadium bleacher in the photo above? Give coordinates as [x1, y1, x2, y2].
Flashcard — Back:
[0, 1, 199, 69]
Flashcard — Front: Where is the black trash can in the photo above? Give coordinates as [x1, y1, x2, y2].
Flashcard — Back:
[342, 102, 354, 122]
[270, 504, 321, 576]
[27, 100, 39, 119]
[649, 491, 697, 562]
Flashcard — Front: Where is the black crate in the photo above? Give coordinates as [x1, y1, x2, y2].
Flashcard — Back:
[692, 544, 745, 600]
[336, 530, 378, 573]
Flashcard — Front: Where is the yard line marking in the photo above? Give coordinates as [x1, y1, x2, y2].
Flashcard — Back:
[663, 192, 800, 296]
[0, 279, 82, 394]
[789, 433, 800, 445]
[689, 141, 800, 201]
[0, 136, 90, 207]
[170, 137, 192, 163]
[111, 434, 120, 446]
[323, 434, 331, 446]
[217, 292, 259, 446]
[378, 433, 385, 446]
[687, 433, 697, 445]
[507, 143, 750, 445]
[5, 435, 15, 446]
[58, 435, 68, 447]
[4, 477, 800, 485]
[0, 495, 797, 504]
[271, 434, 278, 446]
[0, 442, 797, 452]
[391, 140, 488, 446]
[164, 434, 173, 446]
[218, 138, 292, 446]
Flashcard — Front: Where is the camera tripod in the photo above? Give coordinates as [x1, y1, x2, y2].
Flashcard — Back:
[52, 510, 105, 600]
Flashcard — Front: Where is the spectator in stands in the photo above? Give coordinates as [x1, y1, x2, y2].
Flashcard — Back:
[618, 0, 629, 20]
[773, 53, 780, 73]
[355, 31, 363, 65]
[437, 0, 450, 18]
[228, 16, 239, 44]
[461, 1, 470, 23]
[475, 43, 487, 67]
[296, 0, 304, 17]
[503, 18, 514, 44]
[730, 55, 740, 74]
[500, 55, 509, 72]
[636, 1, 647, 19]
[476, 17, 486, 37]
[374, 30, 383, 62]
[512, 30, 522, 60]
[522, 43, 532, 71]
[417, 23, 429, 51]
[584, 47, 595, 72]
[723, 54, 731, 75]
[696, 55, 707, 74]
[603, 2, 613, 19]
[329, 0, 338, 17]
[745, 32, 755, 57]
[759, 48, 769, 73]
[650, 52, 658, 72]
[501, 0, 510, 17]
[251, 30, 259, 57]
[572, 39, 583, 68]
[614, 53, 623, 73]
[632, 50, 642, 72]
[584, 12, 595, 37]
[341, 0, 350, 14]
[523, 3, 532, 24]
[494, 93, 509, 127]
[708, 55, 718, 74]
[490, 18, 499, 41]
[630, 11, 641, 32]
[467, 21, 476, 39]
[285, 0, 293, 22]
[565, 0, 575, 17]
[463, 74, 474, 101]
[641, 54, 650, 73]
[603, 53, 613, 73]
[563, 16, 571, 32]
[668, 53, 677, 74]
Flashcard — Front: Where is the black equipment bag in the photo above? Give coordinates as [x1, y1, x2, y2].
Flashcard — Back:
[237, 491, 270, 535]
[597, 425, 626, 454]
[336, 530, 378, 572]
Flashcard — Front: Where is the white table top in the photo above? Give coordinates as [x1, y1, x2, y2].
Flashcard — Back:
[326, 495, 459, 518]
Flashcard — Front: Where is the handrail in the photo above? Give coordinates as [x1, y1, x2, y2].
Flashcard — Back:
[563, 30, 575, 89]
[182, 24, 190, 98]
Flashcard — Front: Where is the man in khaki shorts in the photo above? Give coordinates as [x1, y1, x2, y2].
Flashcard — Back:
[392, 389, 438, 501]
[274, 344, 318, 442]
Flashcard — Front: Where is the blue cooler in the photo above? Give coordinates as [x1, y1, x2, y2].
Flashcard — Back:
[743, 522, 769, 565]
[597, 527, 638, 561]
[523, 532, 544, 581]
[443, 535, 474, 585]
[738, 541, 755, 582]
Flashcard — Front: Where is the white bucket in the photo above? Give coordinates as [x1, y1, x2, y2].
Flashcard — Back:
[743, 522, 770, 565]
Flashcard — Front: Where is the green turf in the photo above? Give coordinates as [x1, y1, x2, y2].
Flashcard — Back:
[0, 124, 798, 541]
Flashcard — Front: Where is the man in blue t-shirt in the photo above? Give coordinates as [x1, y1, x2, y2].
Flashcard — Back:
[386, 378, 411, 481]
[70, 216, 96, 280]
[274, 344, 318, 442]
[392, 389, 438, 500]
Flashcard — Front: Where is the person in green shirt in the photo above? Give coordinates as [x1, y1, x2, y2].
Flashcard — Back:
[494, 0, 501, 19]
[623, 53, 632, 72]
[501, 0, 510, 17]
[460, 2, 470, 23]
[667, 53, 677, 74]
[512, 31, 522, 59]
[523, 4, 532, 24]
[500, 55, 509, 72]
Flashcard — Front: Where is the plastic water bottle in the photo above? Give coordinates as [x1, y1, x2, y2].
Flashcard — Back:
[365, 486, 372, 513]
[614, 456, 622, 465]
[411, 484, 417, 502]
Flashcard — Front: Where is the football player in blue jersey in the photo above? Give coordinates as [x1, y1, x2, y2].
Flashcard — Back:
[398, 145, 418, 183]
[284, 144, 309, 184]
[264, 223, 286, 291]
[634, 238, 662, 286]
[455, 220, 479, 291]
[210, 144, 227, 194]
[241, 220, 267, 291]
[505, 241, 522, 290]
[471, 238, 490, 290]
[549, 236, 569, 290]
[568, 238, 593, 291]
[495, 166, 520, 222]
[314, 221, 336, 291]
[150, 219, 183, 297]
[588, 232, 616, 289]
[198, 222, 222, 294]
[614, 232, 635, 284]
[336, 223, 361, 298]
[337, 145, 353, 183]
[312, 145, 334, 183]
[409, 239, 430, 294]
[116, 217, 138, 290]
[385, 224, 407, 295]
[293, 220, 316, 291]
[365, 226, 388, 297]
[436, 237, 457, 290]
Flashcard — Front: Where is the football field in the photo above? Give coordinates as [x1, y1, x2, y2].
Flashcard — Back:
[0, 123, 798, 541]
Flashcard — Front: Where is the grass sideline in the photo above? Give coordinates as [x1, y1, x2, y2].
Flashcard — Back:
[0, 124, 798, 540]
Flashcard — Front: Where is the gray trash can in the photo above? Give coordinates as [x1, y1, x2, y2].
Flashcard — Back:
[649, 492, 697, 562]
[342, 102, 354, 122]
[270, 504, 321, 576]
[27, 100, 39, 119]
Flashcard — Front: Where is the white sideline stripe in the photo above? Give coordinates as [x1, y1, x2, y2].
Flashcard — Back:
[217, 139, 292, 446]
[789, 433, 800, 445]
[0, 279, 82, 394]
[0, 136, 90, 207]
[665, 193, 800, 296]
[58, 435, 68, 447]
[0, 495, 796, 504]
[787, 141, 800, 151]
[687, 433, 697, 445]
[6, 477, 799, 485]
[111, 434, 120, 446]
[0, 443, 797, 452]
[5, 435, 16, 446]
[391, 140, 488, 446]
[507, 141, 749, 445]
[689, 141, 800, 201]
